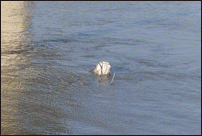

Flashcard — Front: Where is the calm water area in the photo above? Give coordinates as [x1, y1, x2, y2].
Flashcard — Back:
[1, 1, 201, 135]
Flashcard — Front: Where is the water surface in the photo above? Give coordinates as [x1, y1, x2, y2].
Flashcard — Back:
[1, 1, 201, 135]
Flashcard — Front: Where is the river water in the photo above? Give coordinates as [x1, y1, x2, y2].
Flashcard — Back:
[1, 1, 201, 135]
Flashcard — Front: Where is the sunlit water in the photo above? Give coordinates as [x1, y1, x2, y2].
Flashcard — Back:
[1, 1, 201, 135]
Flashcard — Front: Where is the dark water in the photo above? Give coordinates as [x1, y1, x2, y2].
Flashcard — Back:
[1, 1, 201, 135]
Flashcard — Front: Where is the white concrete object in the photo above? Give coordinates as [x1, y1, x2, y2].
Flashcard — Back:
[93, 61, 111, 75]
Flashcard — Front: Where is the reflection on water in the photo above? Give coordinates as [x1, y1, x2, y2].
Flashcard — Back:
[1, 1, 34, 135]
[1, 1, 201, 135]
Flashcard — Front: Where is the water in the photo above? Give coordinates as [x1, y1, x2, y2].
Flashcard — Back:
[1, 1, 201, 135]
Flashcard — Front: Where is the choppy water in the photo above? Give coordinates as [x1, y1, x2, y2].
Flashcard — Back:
[1, 1, 201, 135]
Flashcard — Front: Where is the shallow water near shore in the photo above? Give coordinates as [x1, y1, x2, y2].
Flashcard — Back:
[1, 1, 201, 135]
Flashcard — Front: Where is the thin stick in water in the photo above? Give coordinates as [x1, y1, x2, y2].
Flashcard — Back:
[79, 80, 84, 87]
[111, 73, 115, 85]
[58, 76, 66, 83]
